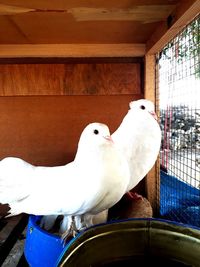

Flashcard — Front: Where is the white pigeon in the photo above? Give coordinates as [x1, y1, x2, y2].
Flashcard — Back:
[41, 99, 161, 234]
[112, 98, 161, 195]
[0, 123, 130, 237]
[76, 99, 161, 228]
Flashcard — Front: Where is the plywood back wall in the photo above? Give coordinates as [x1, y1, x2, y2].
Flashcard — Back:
[0, 63, 143, 166]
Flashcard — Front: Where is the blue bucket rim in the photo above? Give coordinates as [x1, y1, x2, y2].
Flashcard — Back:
[28, 215, 61, 240]
[29, 215, 200, 238]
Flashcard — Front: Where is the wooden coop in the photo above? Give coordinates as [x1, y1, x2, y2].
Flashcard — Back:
[0, 0, 199, 266]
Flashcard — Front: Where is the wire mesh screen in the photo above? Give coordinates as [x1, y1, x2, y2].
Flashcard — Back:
[156, 15, 200, 227]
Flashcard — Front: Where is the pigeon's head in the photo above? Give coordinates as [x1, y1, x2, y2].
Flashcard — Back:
[78, 122, 113, 148]
[129, 99, 158, 121]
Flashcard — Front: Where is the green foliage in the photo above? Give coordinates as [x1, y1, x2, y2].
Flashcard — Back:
[160, 16, 200, 79]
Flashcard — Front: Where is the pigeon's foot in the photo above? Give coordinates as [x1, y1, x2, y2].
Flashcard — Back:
[126, 191, 143, 201]
[61, 217, 79, 244]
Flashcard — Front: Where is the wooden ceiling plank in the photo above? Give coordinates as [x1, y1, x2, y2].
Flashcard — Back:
[0, 3, 175, 18]
[0, 3, 34, 15]
[0, 14, 157, 44]
[146, 0, 200, 54]
[0, 43, 146, 58]
[67, 5, 175, 23]
[0, 1, 180, 10]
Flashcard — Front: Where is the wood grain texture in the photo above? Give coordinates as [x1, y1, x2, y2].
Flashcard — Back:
[0, 1, 180, 45]
[0, 63, 141, 96]
[0, 4, 175, 21]
[67, 6, 175, 22]
[0, 95, 142, 166]
[144, 55, 160, 213]
[144, 55, 155, 102]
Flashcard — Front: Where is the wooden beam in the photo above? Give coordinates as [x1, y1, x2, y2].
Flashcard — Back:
[144, 55, 155, 102]
[146, 0, 200, 54]
[0, 44, 145, 58]
[144, 55, 160, 214]
[67, 6, 175, 23]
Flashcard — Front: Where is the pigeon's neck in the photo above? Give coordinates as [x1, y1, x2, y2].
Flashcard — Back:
[74, 143, 112, 164]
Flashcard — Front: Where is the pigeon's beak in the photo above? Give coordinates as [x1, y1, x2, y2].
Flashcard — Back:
[104, 135, 114, 143]
[149, 111, 158, 121]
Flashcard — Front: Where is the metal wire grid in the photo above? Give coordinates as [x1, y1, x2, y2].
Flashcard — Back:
[156, 15, 200, 227]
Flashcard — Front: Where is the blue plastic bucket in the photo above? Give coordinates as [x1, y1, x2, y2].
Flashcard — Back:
[24, 215, 67, 267]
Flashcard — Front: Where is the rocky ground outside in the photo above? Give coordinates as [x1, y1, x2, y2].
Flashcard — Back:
[160, 105, 200, 189]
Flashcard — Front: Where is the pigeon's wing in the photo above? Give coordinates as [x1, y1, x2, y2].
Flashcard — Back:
[0, 157, 80, 216]
[7, 161, 82, 216]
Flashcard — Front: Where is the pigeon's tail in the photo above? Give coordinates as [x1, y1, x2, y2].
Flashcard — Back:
[0, 157, 32, 204]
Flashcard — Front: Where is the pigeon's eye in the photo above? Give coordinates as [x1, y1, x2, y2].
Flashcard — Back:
[140, 105, 146, 110]
[93, 129, 99, 135]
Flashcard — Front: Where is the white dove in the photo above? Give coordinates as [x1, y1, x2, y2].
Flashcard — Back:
[41, 99, 161, 234]
[0, 122, 130, 237]
[50, 99, 161, 235]
[112, 98, 161, 196]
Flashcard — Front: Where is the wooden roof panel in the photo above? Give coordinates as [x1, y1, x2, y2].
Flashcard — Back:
[0, 0, 180, 44]
[0, 13, 167, 44]
[0, 16, 28, 43]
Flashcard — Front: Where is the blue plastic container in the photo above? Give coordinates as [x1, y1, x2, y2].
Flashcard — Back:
[24, 215, 67, 267]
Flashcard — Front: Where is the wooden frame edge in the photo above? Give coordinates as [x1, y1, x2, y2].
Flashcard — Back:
[0, 44, 146, 58]
[146, 0, 200, 54]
